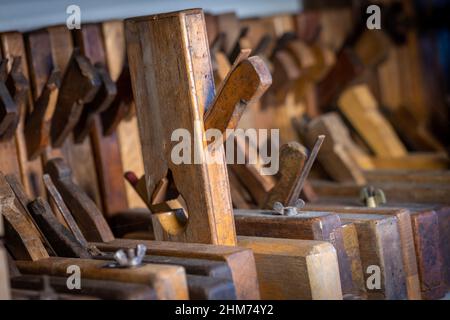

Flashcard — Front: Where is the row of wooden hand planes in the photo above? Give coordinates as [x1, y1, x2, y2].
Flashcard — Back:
[0, 7, 449, 300]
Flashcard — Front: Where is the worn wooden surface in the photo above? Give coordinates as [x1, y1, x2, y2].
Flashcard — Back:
[204, 52, 271, 138]
[306, 113, 368, 184]
[46, 26, 103, 209]
[263, 142, 307, 209]
[126, 9, 236, 245]
[410, 210, 446, 299]
[101, 20, 145, 209]
[237, 236, 342, 299]
[340, 222, 366, 298]
[305, 204, 421, 300]
[27, 197, 90, 258]
[1, 32, 45, 197]
[0, 54, 21, 183]
[11, 274, 156, 300]
[310, 180, 450, 204]
[0, 199, 11, 299]
[234, 209, 355, 296]
[73, 24, 128, 217]
[93, 239, 260, 300]
[434, 207, 450, 289]
[0, 173, 49, 261]
[337, 213, 407, 300]
[50, 49, 100, 148]
[16, 257, 188, 300]
[44, 158, 114, 242]
[338, 84, 407, 157]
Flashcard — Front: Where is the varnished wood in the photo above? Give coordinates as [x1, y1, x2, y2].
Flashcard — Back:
[126, 9, 236, 245]
[16, 257, 189, 300]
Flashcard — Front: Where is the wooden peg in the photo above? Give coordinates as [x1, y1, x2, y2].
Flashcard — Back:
[24, 69, 60, 159]
[204, 50, 272, 139]
[50, 49, 101, 147]
[44, 158, 114, 242]
[126, 9, 236, 245]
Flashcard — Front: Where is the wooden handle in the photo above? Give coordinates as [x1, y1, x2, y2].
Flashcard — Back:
[50, 49, 101, 147]
[204, 52, 271, 140]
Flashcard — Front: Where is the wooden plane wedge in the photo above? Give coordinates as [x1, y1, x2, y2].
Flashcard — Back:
[50, 49, 101, 147]
[0, 59, 18, 139]
[24, 69, 61, 160]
